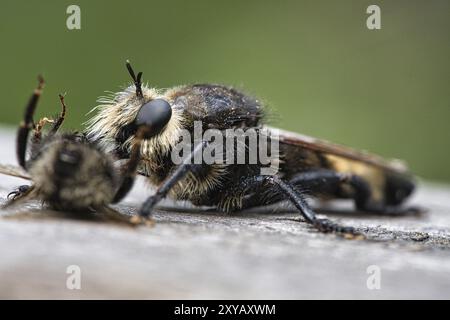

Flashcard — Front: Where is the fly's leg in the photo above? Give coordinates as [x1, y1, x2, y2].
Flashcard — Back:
[262, 175, 359, 235]
[290, 170, 421, 216]
[226, 175, 360, 236]
[136, 142, 207, 222]
[290, 170, 371, 208]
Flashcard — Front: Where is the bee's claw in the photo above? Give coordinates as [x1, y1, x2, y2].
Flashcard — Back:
[7, 191, 18, 200]
[7, 185, 31, 200]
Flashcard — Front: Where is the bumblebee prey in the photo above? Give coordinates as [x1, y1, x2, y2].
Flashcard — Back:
[86, 61, 417, 235]
[0, 76, 155, 224]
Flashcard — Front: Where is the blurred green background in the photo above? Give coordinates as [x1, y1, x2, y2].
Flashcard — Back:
[0, 0, 449, 181]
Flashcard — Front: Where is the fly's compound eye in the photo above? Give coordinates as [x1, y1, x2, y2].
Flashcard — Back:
[135, 98, 172, 139]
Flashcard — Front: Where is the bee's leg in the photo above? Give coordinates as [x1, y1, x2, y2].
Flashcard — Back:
[17, 76, 45, 169]
[32, 117, 54, 143]
[48, 94, 67, 136]
[137, 142, 207, 220]
[7, 185, 31, 200]
[3, 185, 35, 209]
[290, 170, 420, 216]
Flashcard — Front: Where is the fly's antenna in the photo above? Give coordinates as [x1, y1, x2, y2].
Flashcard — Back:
[126, 60, 143, 98]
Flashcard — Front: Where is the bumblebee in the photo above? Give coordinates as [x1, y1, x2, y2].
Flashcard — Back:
[85, 61, 418, 235]
[0, 76, 155, 225]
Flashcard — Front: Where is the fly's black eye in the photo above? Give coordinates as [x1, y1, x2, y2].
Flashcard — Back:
[135, 99, 172, 138]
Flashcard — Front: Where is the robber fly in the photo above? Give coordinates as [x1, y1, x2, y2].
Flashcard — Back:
[85, 61, 417, 235]
[0, 76, 155, 225]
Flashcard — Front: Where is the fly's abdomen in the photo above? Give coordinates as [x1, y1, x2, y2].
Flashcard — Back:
[384, 172, 415, 206]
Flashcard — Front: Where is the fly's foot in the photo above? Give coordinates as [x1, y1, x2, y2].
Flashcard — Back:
[130, 215, 155, 227]
[140, 195, 159, 217]
[312, 218, 364, 239]
[7, 185, 31, 200]
[134, 195, 158, 227]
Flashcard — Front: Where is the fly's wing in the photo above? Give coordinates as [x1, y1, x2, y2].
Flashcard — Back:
[267, 126, 409, 174]
[0, 164, 31, 180]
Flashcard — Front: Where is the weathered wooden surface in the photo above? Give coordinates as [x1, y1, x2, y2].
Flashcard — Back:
[0, 127, 449, 299]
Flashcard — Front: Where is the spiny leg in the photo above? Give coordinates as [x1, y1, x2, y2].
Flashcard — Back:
[137, 142, 207, 221]
[238, 170, 350, 211]
[235, 175, 360, 235]
[290, 170, 371, 207]
[17, 76, 44, 169]
[265, 176, 359, 234]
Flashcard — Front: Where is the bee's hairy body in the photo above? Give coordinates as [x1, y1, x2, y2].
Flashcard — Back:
[87, 83, 415, 213]
[26, 133, 118, 210]
[4, 75, 158, 227]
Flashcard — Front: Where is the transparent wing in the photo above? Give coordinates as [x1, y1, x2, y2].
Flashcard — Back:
[267, 126, 409, 174]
